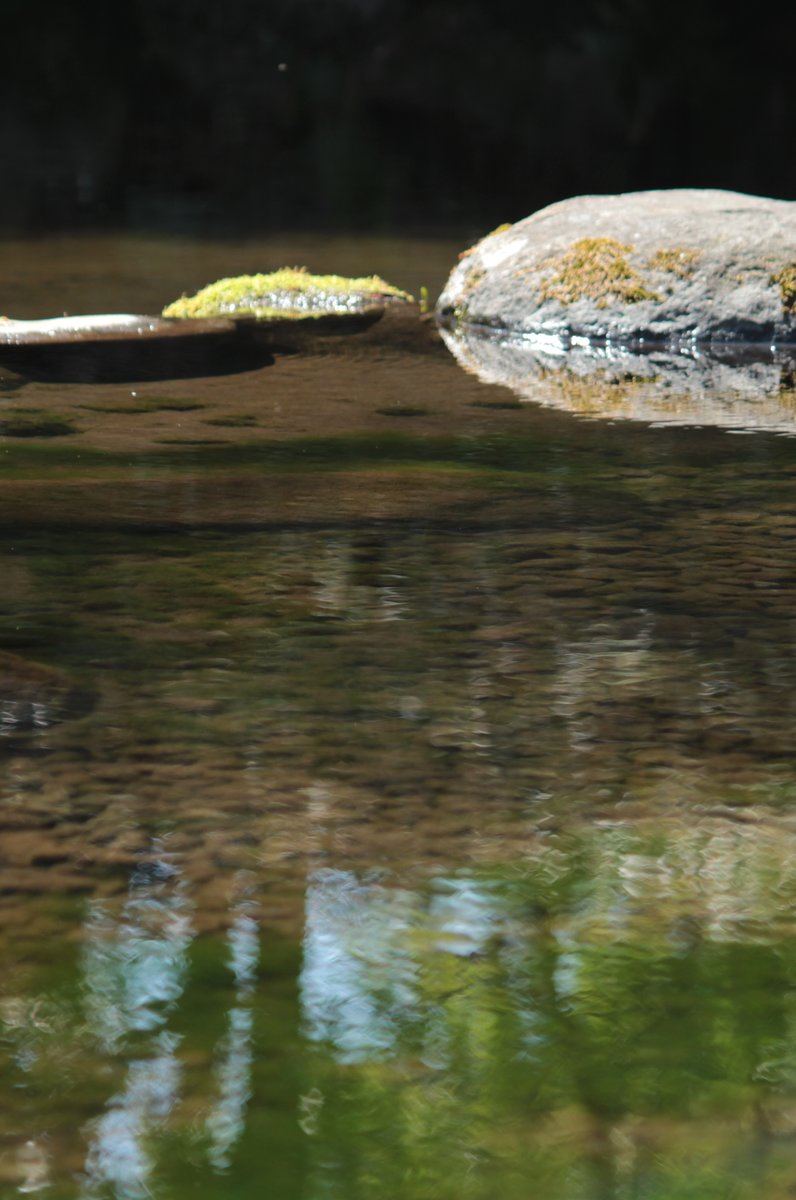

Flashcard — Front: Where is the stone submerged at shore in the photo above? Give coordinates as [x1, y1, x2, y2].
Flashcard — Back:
[437, 189, 796, 348]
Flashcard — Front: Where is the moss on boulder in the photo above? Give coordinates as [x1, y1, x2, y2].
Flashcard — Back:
[772, 264, 796, 312]
[536, 237, 662, 308]
[438, 190, 796, 346]
[163, 267, 412, 320]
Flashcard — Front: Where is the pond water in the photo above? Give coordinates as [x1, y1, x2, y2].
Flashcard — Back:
[3, 233, 796, 1199]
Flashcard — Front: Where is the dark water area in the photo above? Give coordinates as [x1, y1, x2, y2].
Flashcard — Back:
[4, 234, 796, 1198]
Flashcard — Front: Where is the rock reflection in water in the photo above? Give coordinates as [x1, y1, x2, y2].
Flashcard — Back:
[440, 322, 796, 431]
[0, 650, 94, 740]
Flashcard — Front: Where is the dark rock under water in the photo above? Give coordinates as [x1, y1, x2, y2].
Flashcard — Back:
[0, 650, 94, 737]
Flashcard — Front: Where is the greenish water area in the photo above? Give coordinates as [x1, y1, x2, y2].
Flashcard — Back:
[4, 236, 796, 1198]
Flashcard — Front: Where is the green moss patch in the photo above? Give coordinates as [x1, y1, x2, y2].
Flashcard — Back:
[163, 267, 412, 320]
[538, 237, 662, 308]
[204, 413, 259, 427]
[458, 223, 512, 260]
[80, 396, 204, 414]
[647, 247, 701, 278]
[0, 409, 76, 437]
[772, 264, 796, 312]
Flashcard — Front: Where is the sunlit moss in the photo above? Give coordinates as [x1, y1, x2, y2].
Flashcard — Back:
[450, 264, 486, 321]
[772, 263, 796, 312]
[458, 222, 512, 261]
[79, 396, 203, 414]
[204, 412, 259, 427]
[538, 238, 662, 308]
[163, 267, 412, 320]
[647, 247, 701, 278]
[0, 409, 76, 437]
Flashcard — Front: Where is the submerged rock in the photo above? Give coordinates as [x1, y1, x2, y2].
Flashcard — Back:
[437, 190, 796, 347]
[163, 267, 413, 321]
[0, 651, 94, 736]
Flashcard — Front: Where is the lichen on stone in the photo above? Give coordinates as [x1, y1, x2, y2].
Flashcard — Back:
[163, 267, 412, 320]
[537, 238, 662, 308]
[449, 262, 487, 322]
[647, 248, 701, 278]
[772, 264, 796, 312]
[458, 223, 512, 260]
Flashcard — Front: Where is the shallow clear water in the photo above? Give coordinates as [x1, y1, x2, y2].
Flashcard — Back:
[3, 234, 796, 1198]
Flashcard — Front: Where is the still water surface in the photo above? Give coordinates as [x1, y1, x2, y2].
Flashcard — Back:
[2, 234, 796, 1198]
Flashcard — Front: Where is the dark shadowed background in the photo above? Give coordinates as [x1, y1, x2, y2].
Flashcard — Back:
[2, 0, 794, 235]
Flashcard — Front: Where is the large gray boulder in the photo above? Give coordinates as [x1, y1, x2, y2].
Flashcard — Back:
[437, 190, 796, 347]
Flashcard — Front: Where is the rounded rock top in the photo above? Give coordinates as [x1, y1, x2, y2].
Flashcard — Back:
[437, 189, 796, 347]
[162, 268, 412, 320]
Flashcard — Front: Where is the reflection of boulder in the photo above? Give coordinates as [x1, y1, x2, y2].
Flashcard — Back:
[0, 651, 94, 735]
[437, 190, 796, 346]
[439, 322, 796, 430]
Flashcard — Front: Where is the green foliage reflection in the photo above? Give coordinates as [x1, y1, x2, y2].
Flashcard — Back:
[6, 828, 796, 1196]
[294, 843, 796, 1199]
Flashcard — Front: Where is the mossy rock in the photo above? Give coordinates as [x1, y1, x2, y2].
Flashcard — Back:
[163, 267, 412, 321]
[438, 190, 796, 347]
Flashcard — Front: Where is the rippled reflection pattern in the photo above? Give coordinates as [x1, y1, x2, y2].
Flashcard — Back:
[297, 847, 796, 1200]
[5, 826, 796, 1195]
[82, 858, 194, 1050]
[301, 868, 505, 1066]
[81, 854, 194, 1198]
[205, 896, 260, 1170]
[8, 450, 796, 1195]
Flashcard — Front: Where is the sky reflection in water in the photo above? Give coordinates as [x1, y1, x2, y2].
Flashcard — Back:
[4, 827, 796, 1197]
